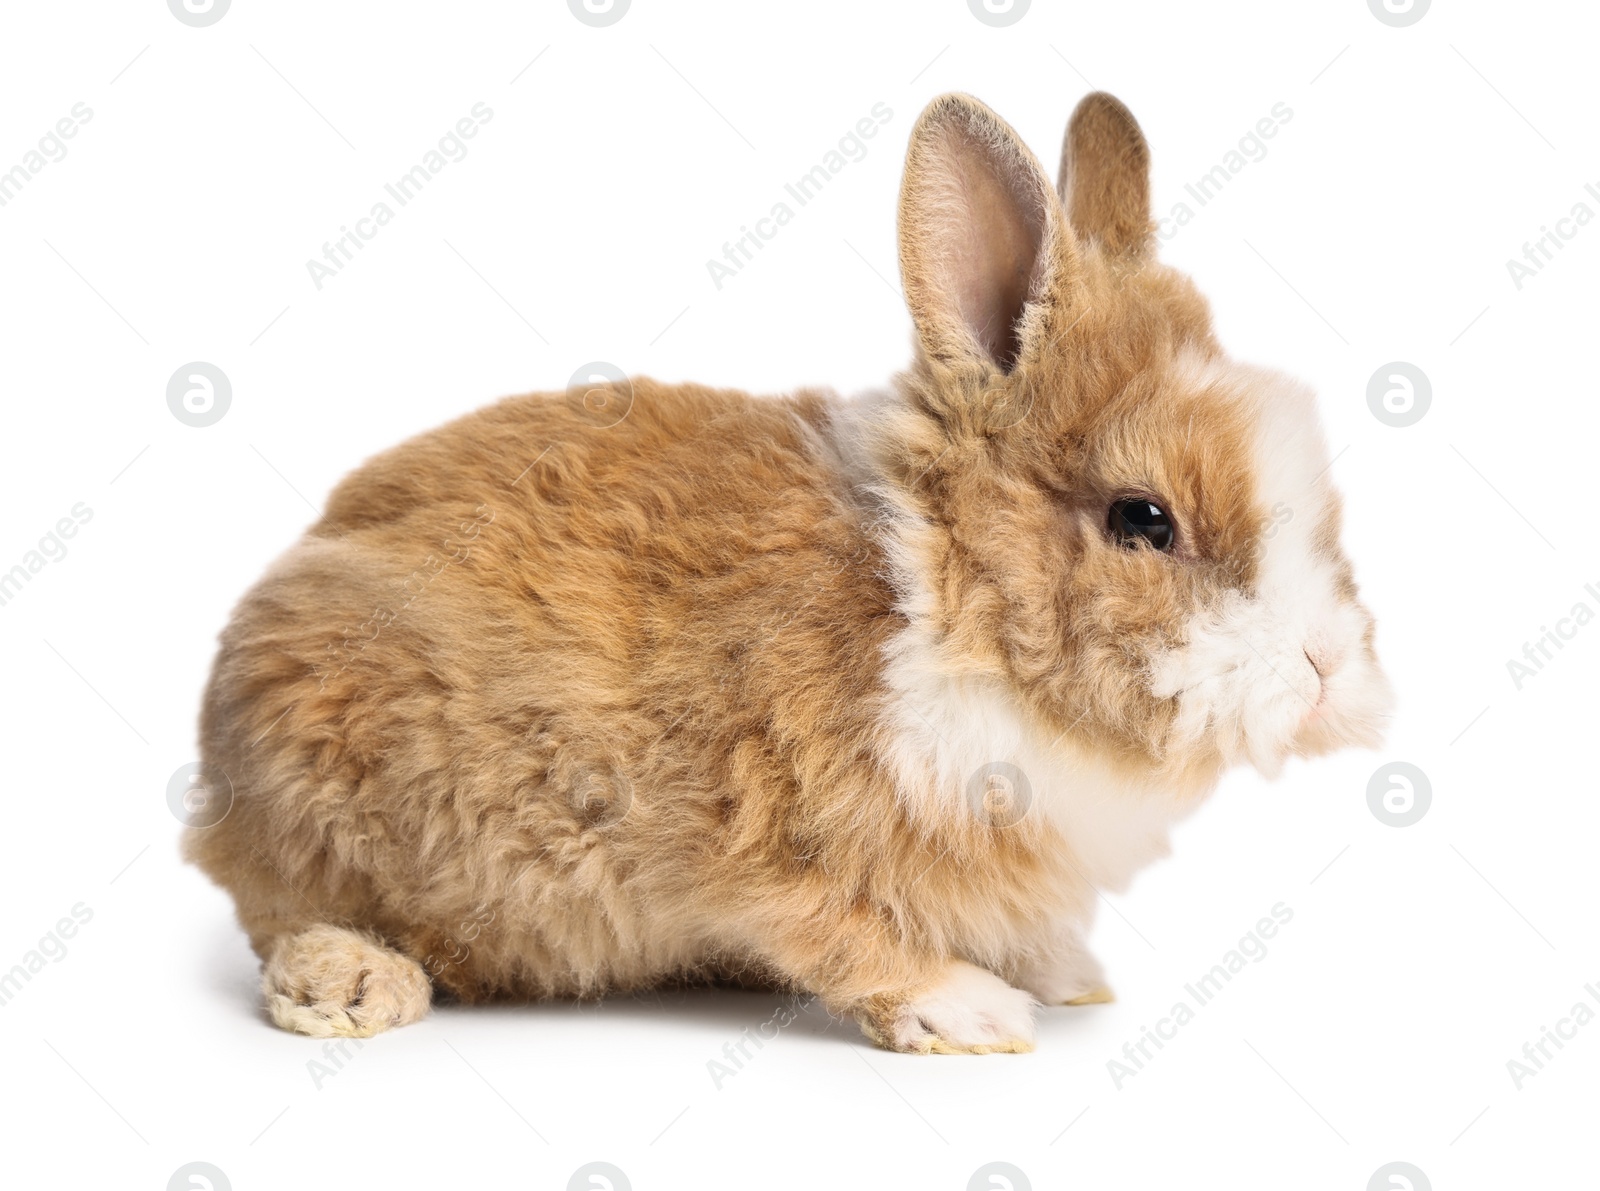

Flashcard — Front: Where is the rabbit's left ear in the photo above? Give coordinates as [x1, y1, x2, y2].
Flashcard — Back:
[1058, 92, 1153, 258]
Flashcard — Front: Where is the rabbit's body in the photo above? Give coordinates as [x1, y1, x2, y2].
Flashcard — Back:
[190, 377, 1167, 1041]
[188, 93, 1391, 1051]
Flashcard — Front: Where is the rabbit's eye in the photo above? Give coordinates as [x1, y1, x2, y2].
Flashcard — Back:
[1108, 498, 1174, 552]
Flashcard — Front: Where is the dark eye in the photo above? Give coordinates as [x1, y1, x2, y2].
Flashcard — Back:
[1108, 498, 1175, 552]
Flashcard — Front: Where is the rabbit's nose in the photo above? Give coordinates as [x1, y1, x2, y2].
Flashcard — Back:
[1304, 638, 1346, 680]
[1303, 649, 1327, 708]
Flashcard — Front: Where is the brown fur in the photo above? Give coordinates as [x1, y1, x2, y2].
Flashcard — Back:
[186, 93, 1386, 1048]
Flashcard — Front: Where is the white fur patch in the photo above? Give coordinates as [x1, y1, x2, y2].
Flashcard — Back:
[831, 393, 1201, 902]
[874, 960, 1037, 1054]
[1149, 588, 1322, 775]
[877, 614, 1191, 892]
[1152, 353, 1393, 772]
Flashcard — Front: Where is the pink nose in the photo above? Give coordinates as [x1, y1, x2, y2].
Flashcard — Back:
[1303, 651, 1327, 715]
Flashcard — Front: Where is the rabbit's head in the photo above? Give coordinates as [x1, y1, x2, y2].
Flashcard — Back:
[866, 93, 1391, 787]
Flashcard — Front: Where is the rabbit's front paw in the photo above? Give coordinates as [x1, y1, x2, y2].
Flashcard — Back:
[1017, 943, 1114, 1006]
[262, 924, 432, 1038]
[858, 961, 1037, 1054]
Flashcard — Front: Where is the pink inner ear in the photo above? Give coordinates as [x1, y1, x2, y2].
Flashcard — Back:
[940, 128, 1048, 371]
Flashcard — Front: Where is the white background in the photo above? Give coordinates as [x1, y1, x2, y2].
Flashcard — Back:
[1, 1, 1595, 1188]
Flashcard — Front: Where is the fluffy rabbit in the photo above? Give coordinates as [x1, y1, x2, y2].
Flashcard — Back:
[186, 92, 1392, 1052]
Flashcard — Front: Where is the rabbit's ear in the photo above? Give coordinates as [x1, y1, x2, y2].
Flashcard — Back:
[898, 94, 1079, 375]
[1058, 92, 1153, 258]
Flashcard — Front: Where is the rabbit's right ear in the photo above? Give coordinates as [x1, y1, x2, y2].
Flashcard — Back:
[1058, 92, 1153, 258]
[898, 94, 1079, 376]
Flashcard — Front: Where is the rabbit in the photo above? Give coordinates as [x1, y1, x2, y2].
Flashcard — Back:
[185, 91, 1392, 1053]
